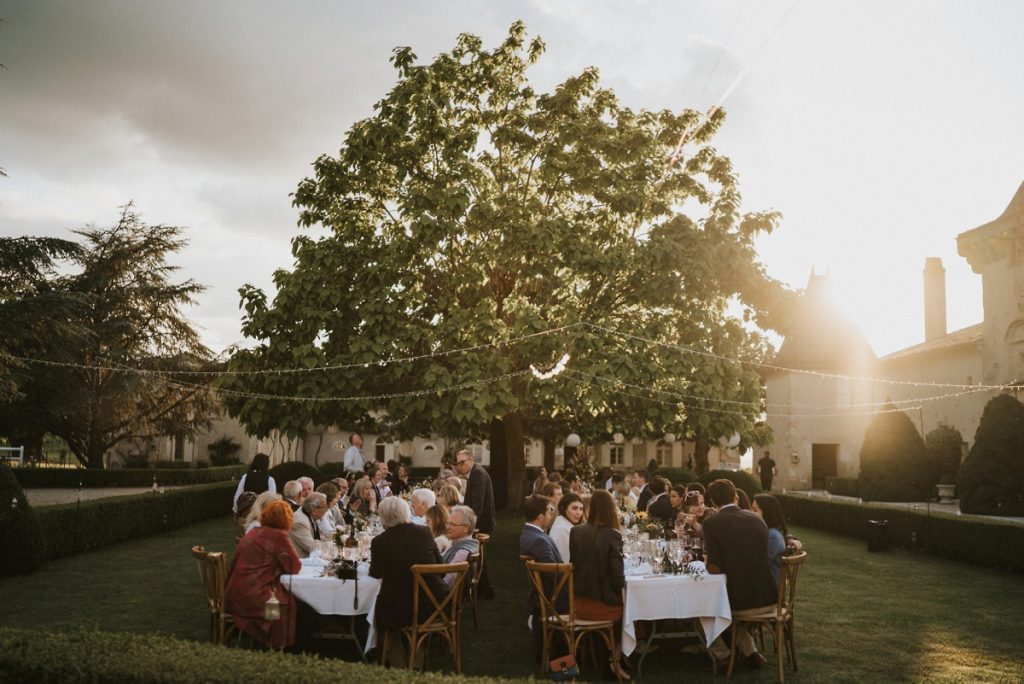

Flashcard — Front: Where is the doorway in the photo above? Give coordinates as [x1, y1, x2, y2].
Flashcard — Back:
[811, 444, 838, 489]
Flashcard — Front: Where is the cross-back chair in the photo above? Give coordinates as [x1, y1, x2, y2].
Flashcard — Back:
[727, 551, 807, 682]
[379, 561, 470, 673]
[525, 560, 623, 683]
[191, 545, 234, 646]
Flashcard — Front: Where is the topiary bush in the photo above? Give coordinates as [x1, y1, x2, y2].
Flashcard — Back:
[0, 464, 45, 575]
[656, 467, 700, 486]
[268, 461, 324, 486]
[825, 476, 859, 497]
[924, 424, 964, 489]
[959, 394, 1024, 516]
[698, 469, 761, 500]
[318, 461, 348, 480]
[858, 405, 929, 501]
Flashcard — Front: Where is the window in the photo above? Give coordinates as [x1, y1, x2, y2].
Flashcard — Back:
[655, 440, 671, 466]
[609, 444, 624, 466]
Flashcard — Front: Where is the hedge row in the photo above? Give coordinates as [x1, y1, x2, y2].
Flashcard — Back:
[825, 476, 859, 497]
[11, 464, 246, 488]
[0, 628, 523, 684]
[35, 482, 235, 561]
[778, 494, 1024, 573]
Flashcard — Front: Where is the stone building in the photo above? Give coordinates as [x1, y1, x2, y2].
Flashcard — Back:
[761, 181, 1024, 490]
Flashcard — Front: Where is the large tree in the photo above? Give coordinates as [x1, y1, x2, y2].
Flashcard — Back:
[220, 23, 791, 505]
[0, 205, 220, 467]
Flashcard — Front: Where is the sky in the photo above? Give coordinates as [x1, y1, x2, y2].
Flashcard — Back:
[1, 0, 1022, 360]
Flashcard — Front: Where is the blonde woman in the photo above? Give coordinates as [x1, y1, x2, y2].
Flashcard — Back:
[244, 491, 282, 534]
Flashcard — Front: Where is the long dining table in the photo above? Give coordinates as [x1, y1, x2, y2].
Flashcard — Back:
[282, 560, 380, 657]
[621, 567, 732, 669]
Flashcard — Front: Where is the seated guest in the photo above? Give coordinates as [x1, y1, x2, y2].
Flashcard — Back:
[345, 477, 376, 524]
[425, 504, 451, 554]
[436, 484, 461, 512]
[290, 492, 327, 557]
[232, 452, 276, 513]
[668, 484, 687, 525]
[645, 477, 675, 523]
[409, 488, 436, 525]
[737, 488, 752, 511]
[244, 491, 282, 534]
[752, 494, 800, 586]
[441, 505, 479, 587]
[519, 494, 562, 662]
[225, 500, 301, 649]
[563, 470, 584, 496]
[703, 479, 777, 670]
[446, 475, 465, 501]
[297, 476, 315, 504]
[634, 470, 653, 511]
[332, 477, 350, 509]
[570, 489, 628, 680]
[371, 462, 392, 502]
[370, 497, 449, 663]
[547, 471, 562, 486]
[282, 480, 302, 512]
[548, 492, 585, 565]
[681, 490, 710, 537]
[233, 491, 258, 541]
[389, 464, 411, 497]
[541, 481, 563, 511]
[611, 473, 635, 508]
[315, 482, 341, 539]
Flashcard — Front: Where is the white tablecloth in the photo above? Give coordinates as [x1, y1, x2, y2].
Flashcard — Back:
[621, 573, 731, 655]
[283, 565, 381, 616]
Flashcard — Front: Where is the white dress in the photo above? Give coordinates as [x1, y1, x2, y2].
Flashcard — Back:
[548, 514, 574, 564]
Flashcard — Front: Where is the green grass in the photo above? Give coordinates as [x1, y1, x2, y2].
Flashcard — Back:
[1, 511, 1022, 682]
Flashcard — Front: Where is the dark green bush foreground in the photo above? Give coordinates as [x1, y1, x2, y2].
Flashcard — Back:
[11, 464, 246, 488]
[34, 482, 234, 561]
[779, 494, 1024, 573]
[0, 628, 527, 684]
[825, 476, 859, 497]
[0, 465, 44, 574]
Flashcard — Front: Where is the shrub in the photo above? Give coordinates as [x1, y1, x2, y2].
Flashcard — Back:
[925, 424, 964, 489]
[120, 452, 152, 469]
[777, 494, 1024, 573]
[825, 476, 859, 497]
[655, 467, 700, 486]
[959, 394, 1024, 516]
[858, 405, 929, 501]
[318, 461, 348, 480]
[34, 482, 235, 561]
[0, 628, 524, 684]
[207, 436, 242, 466]
[10, 465, 246, 488]
[698, 469, 761, 500]
[155, 460, 194, 470]
[0, 465, 44, 575]
[268, 461, 324, 486]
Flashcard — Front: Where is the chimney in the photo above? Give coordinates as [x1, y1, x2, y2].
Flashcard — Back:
[923, 257, 946, 341]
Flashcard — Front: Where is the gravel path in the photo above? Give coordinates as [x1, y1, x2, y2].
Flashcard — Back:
[24, 487, 187, 507]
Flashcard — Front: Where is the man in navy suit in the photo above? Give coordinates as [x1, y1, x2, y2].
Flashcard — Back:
[519, 494, 562, 662]
[703, 479, 778, 670]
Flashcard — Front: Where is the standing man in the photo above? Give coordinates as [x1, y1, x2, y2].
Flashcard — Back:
[757, 451, 778, 492]
[702, 479, 777, 670]
[456, 448, 496, 598]
[343, 432, 366, 476]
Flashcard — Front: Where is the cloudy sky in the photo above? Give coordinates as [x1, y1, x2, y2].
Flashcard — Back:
[2, 0, 1022, 360]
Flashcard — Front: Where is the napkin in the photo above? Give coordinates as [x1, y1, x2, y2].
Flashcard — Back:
[686, 560, 706, 574]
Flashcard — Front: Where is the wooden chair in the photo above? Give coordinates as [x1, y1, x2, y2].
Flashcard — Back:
[379, 562, 470, 673]
[468, 532, 490, 633]
[191, 545, 234, 646]
[466, 550, 482, 633]
[525, 560, 623, 683]
[727, 551, 807, 682]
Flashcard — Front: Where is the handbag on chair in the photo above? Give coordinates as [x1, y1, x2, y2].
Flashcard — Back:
[549, 654, 579, 681]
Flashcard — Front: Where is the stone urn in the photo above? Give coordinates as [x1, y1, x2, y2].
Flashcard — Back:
[935, 483, 956, 504]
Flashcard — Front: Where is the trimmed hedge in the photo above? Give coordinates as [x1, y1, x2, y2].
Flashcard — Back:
[34, 482, 235, 561]
[0, 465, 44, 575]
[778, 494, 1024, 573]
[268, 461, 324, 486]
[652, 467, 699, 486]
[318, 461, 348, 479]
[0, 628, 525, 684]
[698, 469, 761, 499]
[825, 476, 859, 497]
[11, 464, 246, 488]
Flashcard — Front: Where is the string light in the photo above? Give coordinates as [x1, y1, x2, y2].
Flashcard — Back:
[531, 353, 570, 380]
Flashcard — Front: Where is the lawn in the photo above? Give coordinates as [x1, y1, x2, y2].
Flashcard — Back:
[1, 510, 1021, 683]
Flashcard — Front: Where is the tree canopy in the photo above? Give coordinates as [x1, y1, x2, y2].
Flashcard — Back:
[0, 205, 220, 468]
[220, 23, 792, 503]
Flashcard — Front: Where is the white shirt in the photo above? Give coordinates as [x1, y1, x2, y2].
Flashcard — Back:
[548, 515, 574, 564]
[343, 445, 365, 474]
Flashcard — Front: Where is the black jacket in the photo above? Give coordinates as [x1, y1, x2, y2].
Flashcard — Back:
[569, 524, 624, 607]
[464, 464, 496, 533]
[703, 505, 778, 611]
[369, 523, 448, 630]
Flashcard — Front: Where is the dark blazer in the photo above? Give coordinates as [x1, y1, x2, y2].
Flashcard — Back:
[464, 463, 496, 533]
[646, 494, 675, 523]
[520, 523, 566, 613]
[702, 505, 778, 611]
[569, 524, 625, 607]
[369, 522, 448, 630]
[636, 484, 653, 512]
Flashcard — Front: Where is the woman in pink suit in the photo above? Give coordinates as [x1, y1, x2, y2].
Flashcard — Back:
[225, 500, 301, 649]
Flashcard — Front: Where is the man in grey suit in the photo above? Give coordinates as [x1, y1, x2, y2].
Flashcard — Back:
[290, 492, 328, 558]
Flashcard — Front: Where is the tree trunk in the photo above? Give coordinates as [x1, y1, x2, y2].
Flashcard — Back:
[84, 443, 106, 469]
[694, 438, 711, 475]
[503, 412, 526, 510]
[488, 417, 508, 510]
[543, 434, 556, 472]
